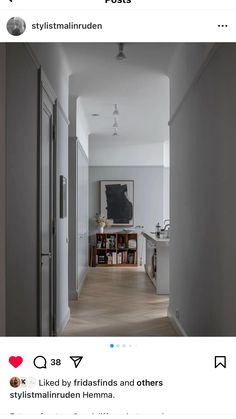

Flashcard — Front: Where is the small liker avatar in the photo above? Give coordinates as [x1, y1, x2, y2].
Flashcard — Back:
[7, 17, 26, 36]
[100, 180, 134, 226]
[10, 377, 21, 388]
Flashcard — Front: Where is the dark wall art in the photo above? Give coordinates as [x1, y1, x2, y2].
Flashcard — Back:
[100, 180, 134, 226]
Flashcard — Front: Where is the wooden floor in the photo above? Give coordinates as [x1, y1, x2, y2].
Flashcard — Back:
[63, 267, 178, 337]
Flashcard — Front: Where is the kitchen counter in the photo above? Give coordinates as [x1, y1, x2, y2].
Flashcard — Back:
[142, 232, 170, 245]
[142, 232, 170, 295]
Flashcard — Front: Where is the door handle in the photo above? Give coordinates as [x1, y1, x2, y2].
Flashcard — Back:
[41, 252, 52, 259]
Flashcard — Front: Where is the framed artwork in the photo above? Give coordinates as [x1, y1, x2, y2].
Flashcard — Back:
[100, 180, 134, 226]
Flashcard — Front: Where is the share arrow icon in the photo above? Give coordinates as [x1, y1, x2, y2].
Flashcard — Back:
[70, 356, 83, 368]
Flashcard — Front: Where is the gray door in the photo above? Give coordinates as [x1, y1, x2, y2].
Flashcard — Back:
[40, 86, 56, 336]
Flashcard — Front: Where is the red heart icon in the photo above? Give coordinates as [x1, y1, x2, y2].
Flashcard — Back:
[9, 356, 23, 368]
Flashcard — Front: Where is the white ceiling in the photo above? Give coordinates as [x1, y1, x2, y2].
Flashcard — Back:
[63, 43, 177, 146]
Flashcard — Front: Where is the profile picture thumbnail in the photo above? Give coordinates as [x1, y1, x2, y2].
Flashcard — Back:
[7, 17, 26, 36]
[10, 377, 21, 388]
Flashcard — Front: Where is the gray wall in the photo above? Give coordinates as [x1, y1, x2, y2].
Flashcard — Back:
[0, 44, 6, 335]
[89, 166, 164, 264]
[69, 137, 78, 299]
[69, 141, 89, 300]
[68, 96, 89, 301]
[4, 43, 70, 336]
[6, 44, 39, 335]
[56, 106, 70, 334]
[32, 44, 70, 335]
[169, 43, 236, 336]
[30, 43, 69, 117]
[77, 145, 89, 291]
[69, 140, 89, 299]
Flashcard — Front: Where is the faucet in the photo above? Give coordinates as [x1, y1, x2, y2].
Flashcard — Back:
[163, 221, 170, 239]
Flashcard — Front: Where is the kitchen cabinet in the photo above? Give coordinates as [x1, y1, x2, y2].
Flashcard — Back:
[143, 232, 169, 295]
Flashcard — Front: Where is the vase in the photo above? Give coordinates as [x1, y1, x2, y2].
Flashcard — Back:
[99, 226, 104, 234]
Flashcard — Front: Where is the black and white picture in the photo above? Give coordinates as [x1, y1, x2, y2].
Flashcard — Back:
[100, 180, 134, 226]
[7, 17, 26, 36]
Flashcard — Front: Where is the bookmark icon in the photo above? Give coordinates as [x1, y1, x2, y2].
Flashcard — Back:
[214, 356, 226, 369]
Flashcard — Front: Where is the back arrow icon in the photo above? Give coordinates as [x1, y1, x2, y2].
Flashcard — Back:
[70, 356, 83, 368]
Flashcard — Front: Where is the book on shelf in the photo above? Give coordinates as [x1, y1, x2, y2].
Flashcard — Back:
[112, 252, 117, 265]
[128, 239, 137, 249]
[122, 251, 128, 264]
[117, 252, 122, 264]
[107, 253, 113, 265]
[128, 252, 135, 264]
[98, 254, 106, 264]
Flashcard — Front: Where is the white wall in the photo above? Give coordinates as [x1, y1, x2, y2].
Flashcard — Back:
[89, 139, 164, 166]
[69, 96, 77, 137]
[76, 97, 89, 157]
[0, 44, 6, 335]
[169, 43, 236, 336]
[163, 168, 170, 222]
[69, 96, 89, 155]
[163, 141, 170, 221]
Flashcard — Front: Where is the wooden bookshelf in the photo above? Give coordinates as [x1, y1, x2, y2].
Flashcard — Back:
[95, 232, 138, 267]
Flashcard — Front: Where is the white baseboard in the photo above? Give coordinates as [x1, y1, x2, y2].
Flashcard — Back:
[69, 290, 79, 301]
[57, 308, 70, 336]
[168, 308, 187, 336]
[69, 268, 88, 301]
[76, 268, 88, 297]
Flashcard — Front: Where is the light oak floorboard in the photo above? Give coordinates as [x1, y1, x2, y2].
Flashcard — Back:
[63, 267, 178, 337]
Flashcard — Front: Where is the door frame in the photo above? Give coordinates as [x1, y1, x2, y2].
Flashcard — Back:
[38, 68, 57, 336]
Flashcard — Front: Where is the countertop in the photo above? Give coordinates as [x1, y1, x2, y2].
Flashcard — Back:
[142, 232, 170, 246]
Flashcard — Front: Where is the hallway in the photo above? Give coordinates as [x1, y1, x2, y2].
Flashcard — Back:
[3, 42, 235, 337]
[63, 267, 178, 337]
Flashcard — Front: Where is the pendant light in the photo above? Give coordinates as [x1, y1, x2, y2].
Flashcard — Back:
[113, 128, 118, 136]
[116, 43, 126, 61]
[113, 104, 119, 116]
[113, 118, 119, 128]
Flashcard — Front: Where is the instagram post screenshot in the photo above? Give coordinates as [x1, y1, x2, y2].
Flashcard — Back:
[1, 0, 236, 417]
